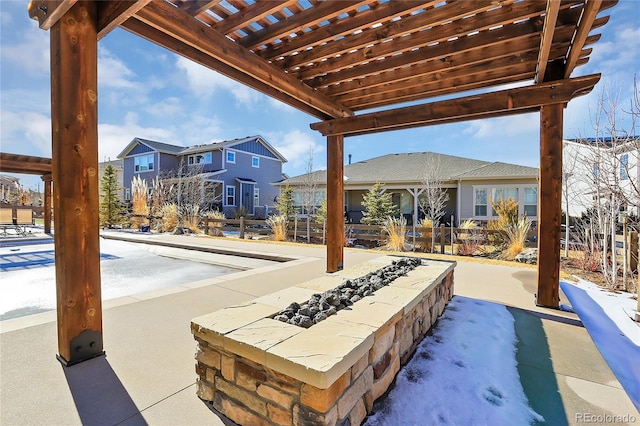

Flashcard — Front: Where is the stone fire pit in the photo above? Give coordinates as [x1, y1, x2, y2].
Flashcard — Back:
[191, 256, 455, 425]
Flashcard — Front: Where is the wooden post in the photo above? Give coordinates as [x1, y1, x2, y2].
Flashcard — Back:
[50, 2, 103, 365]
[536, 103, 563, 308]
[239, 216, 245, 239]
[326, 134, 344, 272]
[42, 174, 53, 234]
[440, 223, 446, 254]
[628, 230, 637, 274]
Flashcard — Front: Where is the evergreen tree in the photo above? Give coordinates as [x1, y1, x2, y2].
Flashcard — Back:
[276, 185, 296, 222]
[99, 164, 125, 228]
[361, 182, 399, 225]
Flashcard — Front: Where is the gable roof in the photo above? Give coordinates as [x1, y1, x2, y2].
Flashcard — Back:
[280, 152, 537, 186]
[117, 135, 287, 162]
[117, 137, 184, 158]
[180, 135, 287, 162]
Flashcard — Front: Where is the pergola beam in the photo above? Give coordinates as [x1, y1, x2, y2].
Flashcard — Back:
[565, 0, 604, 78]
[311, 75, 601, 137]
[133, 0, 352, 120]
[97, 0, 152, 40]
[120, 18, 330, 120]
[0, 153, 52, 175]
[535, 0, 561, 83]
[28, 0, 77, 30]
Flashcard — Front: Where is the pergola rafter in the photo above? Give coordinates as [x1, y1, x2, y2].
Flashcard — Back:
[24, 0, 618, 365]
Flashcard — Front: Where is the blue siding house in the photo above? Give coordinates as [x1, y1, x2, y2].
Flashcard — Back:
[117, 136, 287, 217]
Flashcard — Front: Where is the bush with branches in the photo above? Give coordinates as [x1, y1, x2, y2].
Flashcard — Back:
[361, 182, 399, 226]
[383, 216, 407, 251]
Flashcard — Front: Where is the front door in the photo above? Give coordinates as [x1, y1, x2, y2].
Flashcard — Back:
[240, 182, 254, 215]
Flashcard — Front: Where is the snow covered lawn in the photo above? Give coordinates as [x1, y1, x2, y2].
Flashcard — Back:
[365, 296, 543, 425]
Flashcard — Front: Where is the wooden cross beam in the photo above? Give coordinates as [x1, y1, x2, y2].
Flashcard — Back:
[310, 75, 601, 137]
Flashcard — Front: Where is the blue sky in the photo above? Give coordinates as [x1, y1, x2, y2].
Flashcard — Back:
[1, 1, 639, 191]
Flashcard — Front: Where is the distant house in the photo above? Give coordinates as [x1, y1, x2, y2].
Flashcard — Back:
[563, 137, 639, 218]
[98, 159, 125, 201]
[278, 152, 539, 226]
[117, 136, 287, 217]
[0, 174, 20, 203]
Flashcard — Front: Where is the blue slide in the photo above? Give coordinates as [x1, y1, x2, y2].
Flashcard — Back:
[560, 281, 640, 412]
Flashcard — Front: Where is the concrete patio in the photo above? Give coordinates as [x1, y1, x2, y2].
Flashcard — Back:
[0, 234, 636, 425]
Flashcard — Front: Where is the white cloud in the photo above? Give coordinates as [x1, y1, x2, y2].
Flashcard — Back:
[98, 112, 177, 161]
[145, 97, 184, 118]
[0, 109, 51, 156]
[175, 56, 261, 106]
[98, 46, 138, 89]
[462, 113, 538, 139]
[0, 20, 49, 76]
[267, 130, 325, 174]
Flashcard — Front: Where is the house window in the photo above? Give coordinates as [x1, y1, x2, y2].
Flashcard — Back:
[134, 154, 154, 172]
[227, 150, 236, 164]
[226, 185, 235, 206]
[620, 154, 629, 180]
[491, 187, 518, 216]
[474, 188, 487, 216]
[524, 187, 538, 217]
[189, 152, 212, 165]
[252, 156, 260, 168]
[254, 187, 260, 206]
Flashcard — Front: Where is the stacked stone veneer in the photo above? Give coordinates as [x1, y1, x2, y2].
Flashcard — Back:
[191, 256, 455, 426]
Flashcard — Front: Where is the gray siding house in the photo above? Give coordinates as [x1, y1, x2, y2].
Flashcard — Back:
[279, 152, 539, 226]
[117, 136, 287, 217]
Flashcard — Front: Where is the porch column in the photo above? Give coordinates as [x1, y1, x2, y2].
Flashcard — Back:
[326, 134, 344, 272]
[536, 103, 563, 308]
[41, 174, 52, 234]
[50, 2, 103, 365]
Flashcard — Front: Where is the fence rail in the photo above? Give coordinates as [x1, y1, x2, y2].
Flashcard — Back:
[202, 217, 521, 253]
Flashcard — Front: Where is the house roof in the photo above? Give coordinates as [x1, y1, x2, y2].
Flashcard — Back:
[117, 135, 287, 162]
[180, 135, 287, 162]
[117, 137, 184, 158]
[280, 152, 538, 186]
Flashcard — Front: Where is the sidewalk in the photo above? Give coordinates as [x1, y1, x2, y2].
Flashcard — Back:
[1, 235, 636, 425]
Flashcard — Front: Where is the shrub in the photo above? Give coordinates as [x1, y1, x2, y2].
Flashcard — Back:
[488, 197, 519, 231]
[383, 216, 407, 252]
[131, 176, 149, 229]
[267, 214, 288, 241]
[276, 185, 296, 222]
[179, 203, 201, 233]
[500, 217, 531, 260]
[416, 218, 433, 252]
[161, 203, 178, 232]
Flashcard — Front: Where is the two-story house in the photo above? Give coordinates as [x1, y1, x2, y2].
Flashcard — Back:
[563, 137, 639, 218]
[117, 135, 287, 217]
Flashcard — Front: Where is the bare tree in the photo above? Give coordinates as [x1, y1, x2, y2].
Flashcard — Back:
[570, 78, 639, 290]
[419, 154, 450, 252]
[298, 147, 320, 242]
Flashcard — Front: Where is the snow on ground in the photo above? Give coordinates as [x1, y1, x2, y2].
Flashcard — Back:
[565, 278, 639, 345]
[365, 296, 543, 426]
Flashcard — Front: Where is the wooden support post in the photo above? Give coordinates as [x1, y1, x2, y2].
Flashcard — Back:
[50, 1, 103, 365]
[440, 224, 446, 254]
[628, 230, 638, 274]
[536, 103, 563, 308]
[239, 216, 245, 239]
[326, 134, 344, 272]
[42, 174, 53, 234]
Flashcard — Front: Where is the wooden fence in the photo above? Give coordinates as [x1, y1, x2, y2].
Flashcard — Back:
[202, 217, 519, 253]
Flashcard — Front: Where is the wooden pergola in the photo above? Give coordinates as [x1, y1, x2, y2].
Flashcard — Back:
[27, 0, 617, 365]
[0, 152, 53, 233]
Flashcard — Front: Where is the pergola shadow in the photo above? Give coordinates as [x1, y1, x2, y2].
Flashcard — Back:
[62, 355, 148, 426]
